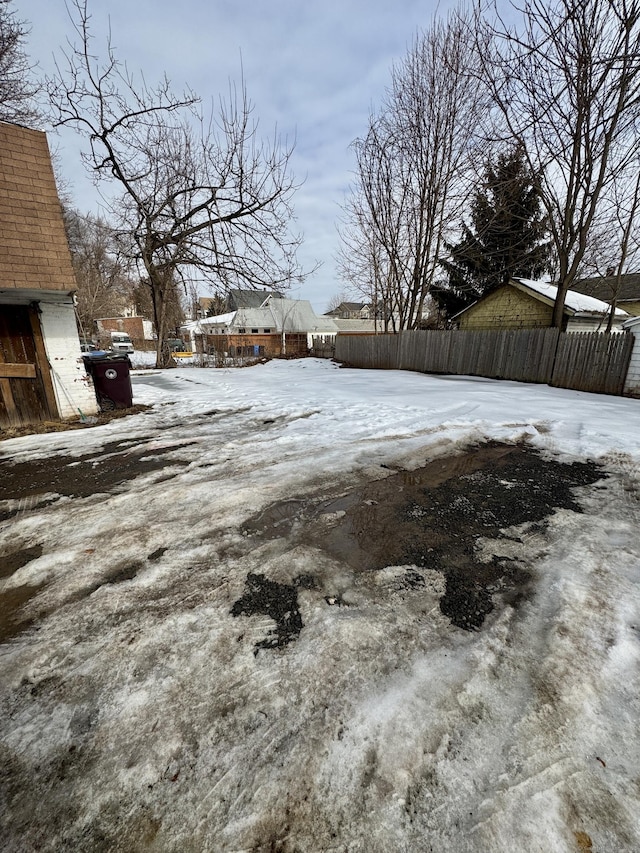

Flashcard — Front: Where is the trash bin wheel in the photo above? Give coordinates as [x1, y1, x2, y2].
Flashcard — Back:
[99, 396, 116, 411]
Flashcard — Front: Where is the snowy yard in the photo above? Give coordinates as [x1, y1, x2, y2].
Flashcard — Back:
[1, 359, 640, 852]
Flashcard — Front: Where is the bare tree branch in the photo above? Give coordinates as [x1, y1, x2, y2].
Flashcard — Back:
[475, 0, 640, 327]
[0, 0, 40, 125]
[337, 10, 488, 331]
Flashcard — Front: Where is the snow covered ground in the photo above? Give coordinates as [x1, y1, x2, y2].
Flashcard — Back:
[1, 359, 639, 852]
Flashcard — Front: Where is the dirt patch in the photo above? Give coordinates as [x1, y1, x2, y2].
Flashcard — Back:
[0, 546, 45, 642]
[0, 582, 44, 643]
[0, 545, 43, 580]
[0, 438, 196, 520]
[0, 436, 196, 637]
[243, 442, 604, 632]
[574, 831, 593, 851]
[0, 405, 150, 442]
[1, 442, 605, 645]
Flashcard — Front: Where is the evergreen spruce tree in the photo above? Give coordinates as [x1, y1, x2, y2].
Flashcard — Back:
[436, 145, 551, 316]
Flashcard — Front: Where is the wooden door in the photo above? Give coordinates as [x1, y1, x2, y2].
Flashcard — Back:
[0, 304, 57, 427]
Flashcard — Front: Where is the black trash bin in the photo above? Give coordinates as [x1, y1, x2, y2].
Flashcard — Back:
[83, 354, 133, 410]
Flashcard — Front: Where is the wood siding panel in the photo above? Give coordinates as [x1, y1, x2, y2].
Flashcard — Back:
[0, 304, 55, 426]
[0, 363, 36, 378]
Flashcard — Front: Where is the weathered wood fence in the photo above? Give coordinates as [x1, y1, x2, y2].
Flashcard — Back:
[552, 331, 634, 394]
[309, 335, 336, 359]
[334, 329, 634, 396]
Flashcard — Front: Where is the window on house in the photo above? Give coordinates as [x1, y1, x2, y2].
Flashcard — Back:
[251, 328, 259, 334]
[263, 328, 271, 333]
[238, 328, 246, 334]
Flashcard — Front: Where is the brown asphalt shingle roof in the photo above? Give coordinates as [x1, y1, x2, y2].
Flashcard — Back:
[0, 122, 76, 293]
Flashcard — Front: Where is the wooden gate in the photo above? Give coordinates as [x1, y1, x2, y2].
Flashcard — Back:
[0, 304, 58, 427]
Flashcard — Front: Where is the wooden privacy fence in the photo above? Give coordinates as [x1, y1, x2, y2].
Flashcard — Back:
[551, 331, 633, 395]
[309, 335, 336, 359]
[334, 328, 634, 396]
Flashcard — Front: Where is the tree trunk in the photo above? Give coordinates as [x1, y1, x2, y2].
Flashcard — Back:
[551, 281, 568, 329]
[149, 274, 175, 369]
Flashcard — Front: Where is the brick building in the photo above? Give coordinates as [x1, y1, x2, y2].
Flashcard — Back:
[96, 315, 155, 350]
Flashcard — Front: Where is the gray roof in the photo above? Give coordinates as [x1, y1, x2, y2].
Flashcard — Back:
[261, 298, 338, 333]
[332, 319, 378, 333]
[227, 288, 284, 309]
[184, 297, 339, 335]
[571, 273, 640, 303]
[325, 301, 369, 316]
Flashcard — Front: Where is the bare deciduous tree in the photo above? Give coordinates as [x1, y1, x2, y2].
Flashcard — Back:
[580, 161, 640, 331]
[338, 10, 488, 331]
[132, 277, 184, 338]
[63, 207, 136, 338]
[604, 182, 640, 331]
[0, 0, 39, 125]
[47, 1, 304, 367]
[477, 0, 640, 327]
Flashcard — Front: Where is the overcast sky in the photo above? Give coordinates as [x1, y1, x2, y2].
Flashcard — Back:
[21, 0, 461, 313]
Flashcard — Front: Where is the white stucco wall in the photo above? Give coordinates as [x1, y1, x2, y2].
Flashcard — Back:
[39, 299, 99, 417]
[624, 327, 640, 396]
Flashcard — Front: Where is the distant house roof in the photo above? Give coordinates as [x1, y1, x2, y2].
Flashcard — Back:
[263, 297, 337, 333]
[0, 122, 76, 293]
[227, 288, 285, 310]
[182, 297, 338, 335]
[325, 301, 369, 317]
[195, 310, 237, 328]
[332, 319, 378, 333]
[571, 273, 640, 303]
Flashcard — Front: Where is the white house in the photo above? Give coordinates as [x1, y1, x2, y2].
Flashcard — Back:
[182, 295, 338, 357]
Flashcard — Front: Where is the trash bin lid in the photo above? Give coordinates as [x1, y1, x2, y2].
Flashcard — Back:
[82, 350, 109, 359]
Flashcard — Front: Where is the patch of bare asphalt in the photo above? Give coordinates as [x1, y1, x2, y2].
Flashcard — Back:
[240, 442, 605, 633]
[0, 546, 46, 642]
[0, 439, 196, 521]
[231, 573, 317, 654]
[0, 550, 145, 643]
